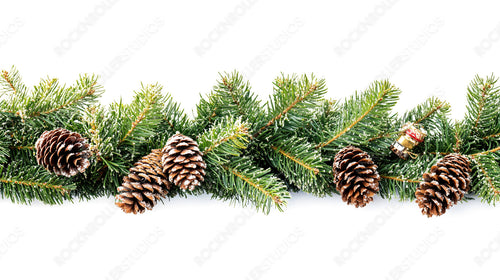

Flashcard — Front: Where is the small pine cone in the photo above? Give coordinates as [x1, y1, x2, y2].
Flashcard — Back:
[415, 154, 471, 217]
[333, 146, 380, 208]
[115, 149, 172, 214]
[161, 133, 206, 191]
[35, 128, 91, 177]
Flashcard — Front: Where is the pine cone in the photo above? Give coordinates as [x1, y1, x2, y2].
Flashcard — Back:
[333, 146, 380, 208]
[161, 133, 206, 191]
[415, 154, 471, 217]
[115, 149, 172, 214]
[35, 128, 91, 177]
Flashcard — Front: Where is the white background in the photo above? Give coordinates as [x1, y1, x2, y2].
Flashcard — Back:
[1, 0, 500, 279]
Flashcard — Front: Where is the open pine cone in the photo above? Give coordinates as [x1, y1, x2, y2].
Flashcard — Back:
[115, 149, 172, 214]
[333, 146, 380, 208]
[415, 154, 471, 217]
[161, 133, 206, 191]
[35, 128, 91, 177]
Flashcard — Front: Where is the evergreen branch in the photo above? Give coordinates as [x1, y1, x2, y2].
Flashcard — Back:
[117, 83, 163, 145]
[484, 133, 500, 140]
[84, 106, 103, 160]
[462, 75, 500, 140]
[254, 78, 320, 138]
[470, 154, 500, 204]
[11, 145, 34, 150]
[415, 99, 449, 124]
[380, 175, 422, 184]
[470, 146, 500, 157]
[224, 166, 283, 205]
[199, 117, 250, 162]
[120, 100, 150, 144]
[0, 177, 69, 194]
[472, 156, 500, 195]
[474, 86, 488, 129]
[29, 81, 96, 117]
[271, 145, 320, 175]
[315, 80, 400, 150]
[316, 97, 381, 148]
[0, 130, 9, 164]
[203, 123, 249, 155]
[1, 70, 18, 95]
[194, 71, 261, 133]
[222, 76, 244, 116]
[0, 163, 74, 204]
[207, 156, 290, 213]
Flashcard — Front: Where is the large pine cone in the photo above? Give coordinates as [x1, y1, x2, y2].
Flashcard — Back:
[161, 133, 206, 191]
[333, 146, 380, 207]
[415, 154, 471, 217]
[115, 149, 172, 214]
[35, 128, 91, 177]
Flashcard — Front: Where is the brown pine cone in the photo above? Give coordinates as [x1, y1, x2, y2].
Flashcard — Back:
[161, 133, 206, 191]
[115, 149, 172, 214]
[415, 154, 471, 217]
[35, 128, 91, 177]
[333, 146, 380, 208]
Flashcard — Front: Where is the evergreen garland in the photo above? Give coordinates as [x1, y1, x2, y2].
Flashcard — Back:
[1, 66, 499, 216]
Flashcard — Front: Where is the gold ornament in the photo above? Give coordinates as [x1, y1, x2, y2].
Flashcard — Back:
[389, 123, 427, 159]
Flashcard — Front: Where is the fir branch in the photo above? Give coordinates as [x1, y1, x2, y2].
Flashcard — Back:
[470, 154, 500, 204]
[224, 166, 283, 205]
[0, 163, 74, 204]
[202, 123, 249, 156]
[462, 75, 500, 140]
[208, 157, 290, 213]
[470, 146, 500, 157]
[11, 145, 34, 150]
[194, 71, 262, 133]
[29, 80, 97, 117]
[484, 133, 500, 140]
[265, 136, 330, 195]
[254, 74, 325, 138]
[0, 177, 69, 194]
[315, 80, 400, 150]
[409, 97, 451, 125]
[117, 83, 164, 146]
[0, 67, 27, 98]
[380, 175, 422, 184]
[199, 117, 250, 162]
[271, 145, 320, 175]
[155, 92, 190, 139]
